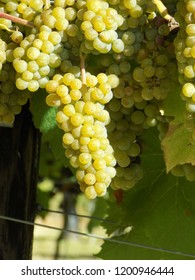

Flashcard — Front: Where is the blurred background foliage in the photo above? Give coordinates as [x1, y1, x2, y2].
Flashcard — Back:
[33, 139, 108, 260]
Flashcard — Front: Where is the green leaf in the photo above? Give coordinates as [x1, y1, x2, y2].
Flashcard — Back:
[30, 91, 57, 133]
[98, 128, 195, 260]
[87, 197, 108, 232]
[42, 128, 65, 162]
[30, 91, 70, 168]
[36, 188, 50, 219]
[161, 85, 185, 124]
[162, 124, 195, 172]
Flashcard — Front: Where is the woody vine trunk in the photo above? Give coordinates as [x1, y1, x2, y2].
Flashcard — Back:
[0, 104, 40, 259]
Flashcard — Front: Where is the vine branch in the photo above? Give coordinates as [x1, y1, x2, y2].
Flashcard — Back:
[152, 0, 179, 31]
[0, 12, 34, 28]
[44, 0, 51, 9]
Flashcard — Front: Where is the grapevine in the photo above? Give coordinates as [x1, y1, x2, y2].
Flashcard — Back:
[1, 0, 195, 199]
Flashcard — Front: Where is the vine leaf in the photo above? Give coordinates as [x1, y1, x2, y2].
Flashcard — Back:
[161, 85, 185, 124]
[30, 91, 57, 133]
[162, 124, 195, 172]
[87, 197, 108, 233]
[98, 128, 195, 260]
[30, 91, 69, 166]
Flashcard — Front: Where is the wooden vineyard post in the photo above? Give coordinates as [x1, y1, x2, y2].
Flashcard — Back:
[0, 105, 40, 259]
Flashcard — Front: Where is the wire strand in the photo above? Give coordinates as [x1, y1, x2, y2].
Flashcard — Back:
[0, 214, 195, 259]
[37, 204, 121, 226]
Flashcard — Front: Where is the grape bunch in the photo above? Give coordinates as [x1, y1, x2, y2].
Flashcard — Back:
[0, 62, 29, 125]
[45, 71, 119, 199]
[79, 0, 124, 54]
[12, 26, 63, 92]
[106, 97, 144, 190]
[172, 0, 195, 176]
[174, 0, 195, 111]
[0, 38, 7, 71]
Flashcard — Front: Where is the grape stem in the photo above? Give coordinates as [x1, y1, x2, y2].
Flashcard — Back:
[152, 0, 172, 21]
[80, 52, 86, 85]
[152, 0, 179, 31]
[0, 23, 14, 33]
[0, 11, 34, 28]
[44, 0, 51, 9]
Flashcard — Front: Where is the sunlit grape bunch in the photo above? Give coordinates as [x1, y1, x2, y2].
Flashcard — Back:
[12, 26, 63, 92]
[174, 0, 195, 112]
[45, 71, 120, 198]
[80, 0, 124, 54]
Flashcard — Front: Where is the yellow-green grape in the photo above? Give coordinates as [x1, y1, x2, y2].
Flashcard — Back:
[112, 39, 125, 53]
[88, 138, 100, 151]
[11, 30, 23, 44]
[94, 182, 107, 196]
[182, 83, 195, 98]
[70, 113, 84, 126]
[133, 67, 146, 82]
[13, 59, 28, 73]
[111, 164, 143, 191]
[183, 164, 195, 181]
[85, 186, 97, 199]
[171, 165, 185, 177]
[79, 153, 92, 165]
[45, 93, 61, 107]
[45, 80, 59, 93]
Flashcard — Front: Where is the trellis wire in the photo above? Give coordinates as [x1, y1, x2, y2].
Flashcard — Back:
[0, 214, 195, 259]
[36, 204, 121, 225]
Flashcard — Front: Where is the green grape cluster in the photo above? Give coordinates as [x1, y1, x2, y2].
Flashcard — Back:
[173, 0, 195, 173]
[171, 163, 195, 181]
[0, 62, 29, 126]
[1, 0, 43, 22]
[174, 0, 195, 111]
[12, 26, 62, 92]
[45, 71, 119, 199]
[101, 13, 178, 189]
[133, 53, 177, 101]
[106, 96, 144, 190]
[0, 38, 7, 71]
[105, 74, 161, 190]
[80, 0, 124, 54]
[123, 0, 146, 18]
